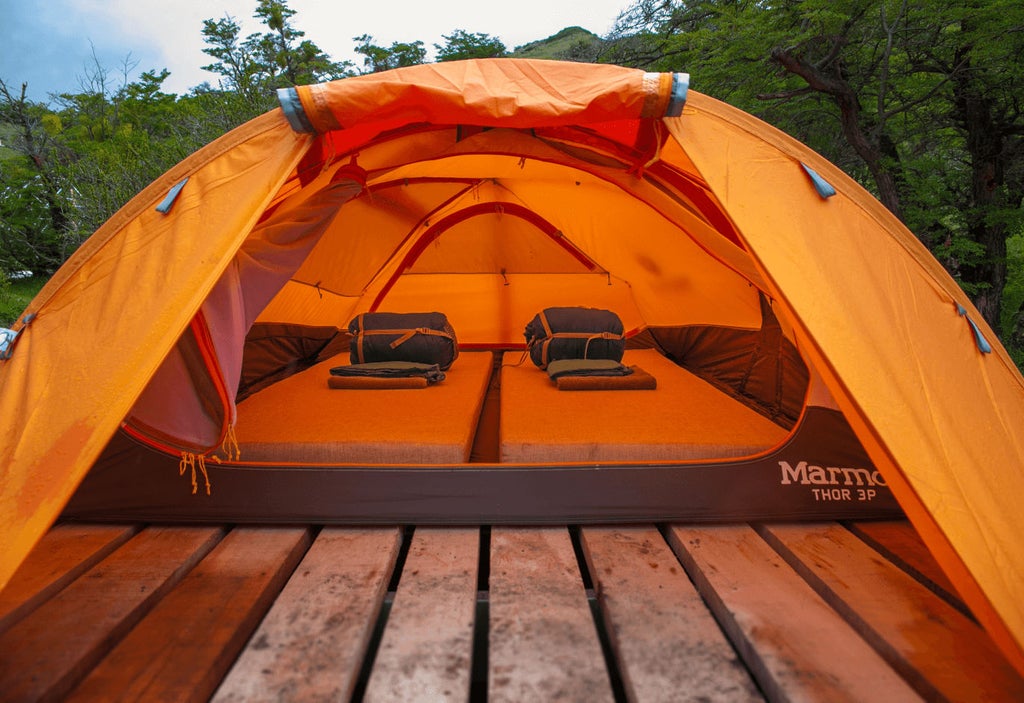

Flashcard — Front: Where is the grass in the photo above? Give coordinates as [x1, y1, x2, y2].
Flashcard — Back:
[0, 275, 44, 327]
[511, 27, 601, 59]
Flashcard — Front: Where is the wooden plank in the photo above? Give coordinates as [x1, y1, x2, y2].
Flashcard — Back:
[364, 527, 479, 702]
[0, 523, 137, 632]
[580, 526, 762, 702]
[845, 520, 963, 605]
[761, 522, 1024, 702]
[488, 527, 613, 703]
[0, 526, 223, 703]
[64, 526, 311, 703]
[211, 527, 401, 703]
[667, 524, 921, 702]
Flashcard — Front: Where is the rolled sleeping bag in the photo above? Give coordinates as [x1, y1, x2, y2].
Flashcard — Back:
[524, 307, 625, 369]
[348, 312, 459, 370]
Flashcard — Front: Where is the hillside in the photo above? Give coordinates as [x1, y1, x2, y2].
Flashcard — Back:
[511, 26, 604, 61]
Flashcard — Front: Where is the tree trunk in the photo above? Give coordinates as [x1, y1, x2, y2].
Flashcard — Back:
[951, 47, 1009, 331]
[771, 47, 905, 222]
[0, 81, 69, 269]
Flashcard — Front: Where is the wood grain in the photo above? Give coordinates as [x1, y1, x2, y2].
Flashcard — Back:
[488, 527, 612, 703]
[364, 527, 479, 702]
[668, 524, 921, 702]
[761, 522, 1024, 701]
[845, 520, 962, 604]
[211, 527, 400, 703]
[581, 525, 762, 702]
[0, 526, 223, 703]
[0, 523, 137, 632]
[64, 526, 310, 703]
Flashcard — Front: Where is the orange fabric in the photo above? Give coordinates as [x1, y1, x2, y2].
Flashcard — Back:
[261, 128, 765, 340]
[669, 93, 1024, 673]
[0, 113, 311, 594]
[234, 352, 492, 464]
[295, 59, 676, 133]
[499, 350, 788, 463]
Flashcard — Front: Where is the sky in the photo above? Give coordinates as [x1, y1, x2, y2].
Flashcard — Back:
[1, 0, 632, 101]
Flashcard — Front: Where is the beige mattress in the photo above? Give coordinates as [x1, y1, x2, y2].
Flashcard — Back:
[499, 349, 790, 463]
[235, 352, 493, 464]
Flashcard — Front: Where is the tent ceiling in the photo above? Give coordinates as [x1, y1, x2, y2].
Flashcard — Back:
[264, 126, 768, 337]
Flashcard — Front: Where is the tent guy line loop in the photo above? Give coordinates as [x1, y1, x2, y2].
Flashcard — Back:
[800, 163, 836, 199]
[155, 177, 189, 214]
[0, 328, 16, 361]
[178, 453, 212, 496]
[958, 304, 993, 354]
[221, 425, 241, 462]
[0, 313, 35, 361]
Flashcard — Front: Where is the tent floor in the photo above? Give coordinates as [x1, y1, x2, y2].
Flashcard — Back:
[2, 521, 1022, 701]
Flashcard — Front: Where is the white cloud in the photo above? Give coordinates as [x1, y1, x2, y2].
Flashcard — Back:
[4, 0, 630, 98]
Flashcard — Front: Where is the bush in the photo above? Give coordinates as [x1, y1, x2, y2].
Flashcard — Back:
[0, 272, 43, 327]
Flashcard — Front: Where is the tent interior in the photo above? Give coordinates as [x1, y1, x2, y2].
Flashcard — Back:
[211, 122, 811, 467]
[62, 80, 901, 527]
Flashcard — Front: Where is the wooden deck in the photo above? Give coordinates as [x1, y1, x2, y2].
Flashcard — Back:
[2, 520, 1023, 702]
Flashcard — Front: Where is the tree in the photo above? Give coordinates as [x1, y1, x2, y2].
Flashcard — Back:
[0, 79, 73, 272]
[254, 0, 303, 86]
[252, 0, 352, 88]
[606, 0, 1024, 338]
[1, 0, 364, 278]
[911, 1, 1024, 329]
[353, 35, 427, 73]
[201, 15, 267, 109]
[202, 0, 352, 114]
[2, 65, 229, 274]
[119, 69, 178, 139]
[435, 30, 506, 61]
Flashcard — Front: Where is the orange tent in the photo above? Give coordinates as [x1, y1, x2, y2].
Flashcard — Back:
[1, 59, 1022, 673]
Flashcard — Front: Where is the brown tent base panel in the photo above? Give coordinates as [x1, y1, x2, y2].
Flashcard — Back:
[64, 408, 903, 523]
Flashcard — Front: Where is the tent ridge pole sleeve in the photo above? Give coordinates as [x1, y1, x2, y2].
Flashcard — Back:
[668, 73, 690, 116]
[277, 88, 314, 134]
[283, 65, 690, 135]
[642, 72, 689, 118]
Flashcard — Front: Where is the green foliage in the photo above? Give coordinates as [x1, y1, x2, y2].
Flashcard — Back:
[0, 79, 74, 273]
[435, 30, 507, 62]
[512, 27, 603, 61]
[0, 62, 270, 276]
[0, 273, 43, 327]
[201, 0, 352, 109]
[353, 35, 426, 73]
[201, 15, 267, 108]
[0, 167, 63, 272]
[1001, 228, 1024, 335]
[0, 272, 9, 326]
[607, 0, 1024, 336]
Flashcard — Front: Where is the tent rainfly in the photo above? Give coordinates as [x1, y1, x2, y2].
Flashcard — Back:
[1, 59, 1022, 675]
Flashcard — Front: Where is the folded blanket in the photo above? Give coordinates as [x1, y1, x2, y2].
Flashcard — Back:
[328, 375, 430, 389]
[547, 358, 633, 380]
[556, 366, 657, 391]
[329, 361, 445, 385]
